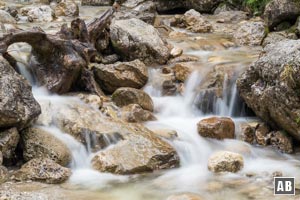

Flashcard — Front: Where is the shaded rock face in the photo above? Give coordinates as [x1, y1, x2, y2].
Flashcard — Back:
[21, 127, 72, 166]
[110, 18, 170, 64]
[93, 60, 148, 93]
[234, 21, 266, 46]
[186, 0, 222, 13]
[0, 56, 41, 130]
[237, 40, 300, 141]
[208, 151, 244, 173]
[91, 131, 179, 174]
[264, 0, 300, 30]
[197, 117, 235, 140]
[112, 87, 154, 111]
[13, 158, 71, 184]
[0, 128, 19, 163]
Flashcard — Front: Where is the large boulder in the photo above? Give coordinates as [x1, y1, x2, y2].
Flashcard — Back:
[21, 127, 72, 166]
[0, 56, 41, 130]
[234, 21, 266, 46]
[0, 128, 19, 163]
[237, 40, 300, 141]
[197, 117, 235, 140]
[208, 151, 244, 173]
[37, 99, 180, 173]
[110, 18, 170, 64]
[13, 158, 71, 184]
[264, 0, 300, 30]
[93, 59, 148, 93]
[186, 0, 222, 13]
[112, 87, 154, 111]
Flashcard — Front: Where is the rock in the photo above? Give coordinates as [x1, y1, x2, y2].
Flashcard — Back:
[186, 0, 222, 13]
[241, 124, 255, 144]
[173, 63, 193, 82]
[166, 193, 204, 200]
[156, 0, 185, 13]
[13, 158, 71, 184]
[264, 0, 300, 30]
[0, 166, 8, 184]
[91, 133, 179, 174]
[234, 21, 266, 46]
[81, 0, 112, 6]
[237, 40, 300, 141]
[197, 117, 235, 140]
[255, 123, 271, 146]
[110, 18, 170, 64]
[54, 0, 79, 17]
[20, 5, 54, 22]
[112, 87, 154, 111]
[152, 129, 178, 140]
[21, 127, 72, 166]
[0, 128, 19, 163]
[0, 10, 16, 24]
[262, 31, 297, 47]
[93, 59, 148, 93]
[168, 55, 199, 64]
[214, 11, 248, 23]
[121, 104, 156, 123]
[76, 93, 103, 109]
[269, 131, 293, 153]
[170, 47, 183, 58]
[0, 56, 41, 130]
[208, 151, 244, 173]
[171, 9, 212, 33]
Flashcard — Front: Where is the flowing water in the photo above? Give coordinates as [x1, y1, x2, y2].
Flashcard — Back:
[1, 2, 300, 199]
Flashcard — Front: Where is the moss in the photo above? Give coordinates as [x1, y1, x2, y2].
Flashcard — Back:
[243, 0, 271, 15]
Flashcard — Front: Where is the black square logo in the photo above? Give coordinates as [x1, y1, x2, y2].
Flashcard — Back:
[274, 177, 295, 195]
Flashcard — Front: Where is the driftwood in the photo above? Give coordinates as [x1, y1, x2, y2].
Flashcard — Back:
[0, 8, 116, 94]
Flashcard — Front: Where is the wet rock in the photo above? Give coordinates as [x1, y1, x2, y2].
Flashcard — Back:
[168, 55, 199, 64]
[208, 151, 244, 173]
[173, 62, 194, 82]
[171, 9, 212, 33]
[121, 104, 156, 123]
[81, 0, 112, 6]
[0, 10, 16, 24]
[20, 5, 54, 22]
[93, 59, 148, 93]
[262, 31, 297, 47]
[237, 40, 300, 141]
[91, 133, 179, 174]
[110, 18, 170, 64]
[270, 131, 293, 153]
[214, 11, 248, 23]
[0, 127, 19, 163]
[197, 117, 235, 140]
[0, 56, 41, 130]
[234, 21, 266, 46]
[264, 0, 300, 30]
[13, 158, 71, 184]
[54, 0, 79, 17]
[166, 193, 204, 200]
[76, 93, 103, 109]
[255, 123, 271, 146]
[170, 47, 183, 58]
[112, 87, 154, 111]
[21, 127, 72, 166]
[241, 124, 255, 144]
[152, 129, 178, 140]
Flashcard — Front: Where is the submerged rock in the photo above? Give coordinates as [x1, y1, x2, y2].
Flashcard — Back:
[208, 151, 244, 173]
[13, 158, 71, 184]
[110, 18, 170, 64]
[197, 117, 235, 140]
[234, 21, 266, 46]
[112, 87, 154, 111]
[237, 40, 300, 141]
[0, 56, 41, 130]
[264, 0, 300, 30]
[93, 60, 148, 94]
[21, 127, 72, 166]
[0, 127, 19, 163]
